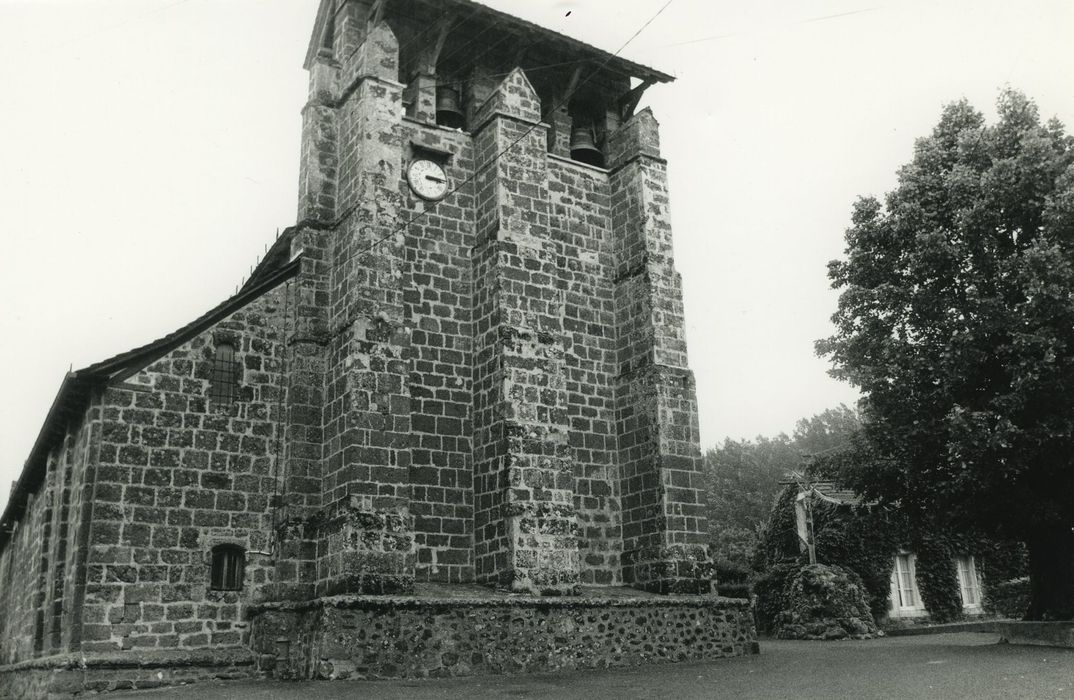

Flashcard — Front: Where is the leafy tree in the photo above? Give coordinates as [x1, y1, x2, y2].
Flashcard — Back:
[704, 405, 861, 566]
[818, 90, 1074, 619]
[793, 404, 860, 456]
[703, 436, 794, 565]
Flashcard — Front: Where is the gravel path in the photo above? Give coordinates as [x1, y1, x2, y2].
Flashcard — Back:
[117, 633, 1074, 700]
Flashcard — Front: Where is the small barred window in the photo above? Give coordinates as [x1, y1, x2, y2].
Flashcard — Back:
[209, 341, 240, 404]
[210, 544, 245, 591]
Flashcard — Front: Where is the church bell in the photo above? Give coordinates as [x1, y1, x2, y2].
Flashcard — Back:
[435, 86, 465, 129]
[569, 126, 603, 167]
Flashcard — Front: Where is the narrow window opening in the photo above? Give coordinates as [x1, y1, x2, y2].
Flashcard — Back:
[889, 553, 923, 612]
[210, 544, 245, 591]
[956, 555, 981, 608]
[209, 341, 240, 405]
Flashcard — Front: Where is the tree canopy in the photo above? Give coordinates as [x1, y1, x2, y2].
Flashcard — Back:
[818, 90, 1074, 619]
[703, 405, 860, 566]
[792, 404, 861, 457]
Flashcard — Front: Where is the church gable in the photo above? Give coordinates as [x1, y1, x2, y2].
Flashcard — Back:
[81, 281, 295, 652]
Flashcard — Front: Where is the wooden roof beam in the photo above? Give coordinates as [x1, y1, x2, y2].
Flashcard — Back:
[618, 78, 655, 122]
[414, 12, 457, 76]
[543, 63, 583, 123]
[367, 0, 388, 30]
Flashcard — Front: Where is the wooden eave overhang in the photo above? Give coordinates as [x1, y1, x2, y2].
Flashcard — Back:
[303, 0, 675, 85]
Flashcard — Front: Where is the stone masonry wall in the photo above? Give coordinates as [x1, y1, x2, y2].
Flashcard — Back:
[315, 22, 417, 598]
[547, 157, 623, 586]
[267, 236, 329, 603]
[400, 122, 477, 584]
[45, 413, 98, 655]
[0, 7, 728, 698]
[249, 594, 756, 681]
[290, 13, 713, 591]
[607, 110, 713, 594]
[0, 21, 718, 685]
[470, 70, 581, 594]
[78, 285, 292, 653]
[0, 410, 97, 665]
[0, 481, 47, 664]
[0, 648, 258, 699]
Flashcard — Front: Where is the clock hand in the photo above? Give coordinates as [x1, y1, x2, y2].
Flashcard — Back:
[424, 175, 447, 183]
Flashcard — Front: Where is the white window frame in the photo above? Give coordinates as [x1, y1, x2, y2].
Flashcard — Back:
[955, 555, 982, 611]
[888, 552, 926, 617]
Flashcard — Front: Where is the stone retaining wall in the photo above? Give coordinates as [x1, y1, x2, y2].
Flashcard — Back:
[996, 621, 1074, 648]
[248, 592, 757, 680]
[0, 647, 257, 699]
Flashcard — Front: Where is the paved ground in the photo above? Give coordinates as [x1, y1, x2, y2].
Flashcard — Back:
[118, 633, 1074, 700]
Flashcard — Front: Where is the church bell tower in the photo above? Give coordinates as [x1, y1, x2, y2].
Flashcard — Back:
[273, 0, 715, 599]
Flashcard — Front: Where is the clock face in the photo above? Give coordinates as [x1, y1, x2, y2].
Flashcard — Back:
[407, 159, 449, 201]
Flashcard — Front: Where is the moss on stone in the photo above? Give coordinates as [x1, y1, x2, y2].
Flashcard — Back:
[775, 564, 879, 640]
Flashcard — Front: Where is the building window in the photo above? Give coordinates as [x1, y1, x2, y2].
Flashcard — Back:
[889, 553, 924, 614]
[210, 544, 245, 591]
[209, 341, 240, 404]
[956, 555, 981, 609]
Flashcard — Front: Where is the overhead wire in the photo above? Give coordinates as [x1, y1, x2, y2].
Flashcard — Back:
[258, 0, 881, 335]
[646, 5, 881, 49]
[339, 0, 884, 259]
[259, 7, 518, 553]
[302, 0, 885, 279]
[51, 0, 194, 50]
[344, 3, 486, 71]
[340, 0, 675, 272]
[431, 14, 499, 70]
[406, 58, 629, 92]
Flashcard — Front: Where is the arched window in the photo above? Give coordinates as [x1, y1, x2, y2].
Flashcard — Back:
[209, 341, 239, 404]
[210, 544, 245, 591]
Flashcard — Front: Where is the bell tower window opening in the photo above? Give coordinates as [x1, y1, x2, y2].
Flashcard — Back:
[209, 341, 240, 405]
[568, 97, 606, 168]
[435, 83, 466, 130]
[210, 544, 246, 592]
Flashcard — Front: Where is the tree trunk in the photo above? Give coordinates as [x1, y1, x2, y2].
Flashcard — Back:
[1025, 525, 1074, 620]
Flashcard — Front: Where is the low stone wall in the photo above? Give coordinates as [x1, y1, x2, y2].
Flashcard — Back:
[996, 621, 1074, 648]
[883, 620, 1000, 637]
[248, 591, 757, 680]
[0, 648, 257, 699]
[0, 594, 756, 696]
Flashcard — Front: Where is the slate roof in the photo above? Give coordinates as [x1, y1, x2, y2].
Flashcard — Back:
[305, 0, 675, 83]
[809, 481, 866, 507]
[780, 477, 870, 507]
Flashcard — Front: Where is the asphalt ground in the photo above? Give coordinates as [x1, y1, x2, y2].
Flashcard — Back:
[117, 633, 1074, 700]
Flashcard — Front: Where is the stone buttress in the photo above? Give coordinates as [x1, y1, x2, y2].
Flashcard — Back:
[470, 69, 580, 594]
[320, 18, 415, 597]
[277, 11, 417, 598]
[607, 110, 713, 594]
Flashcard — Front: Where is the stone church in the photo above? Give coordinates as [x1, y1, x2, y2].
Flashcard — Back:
[0, 0, 754, 695]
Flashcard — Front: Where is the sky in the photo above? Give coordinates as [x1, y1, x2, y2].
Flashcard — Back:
[1, 0, 1073, 511]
